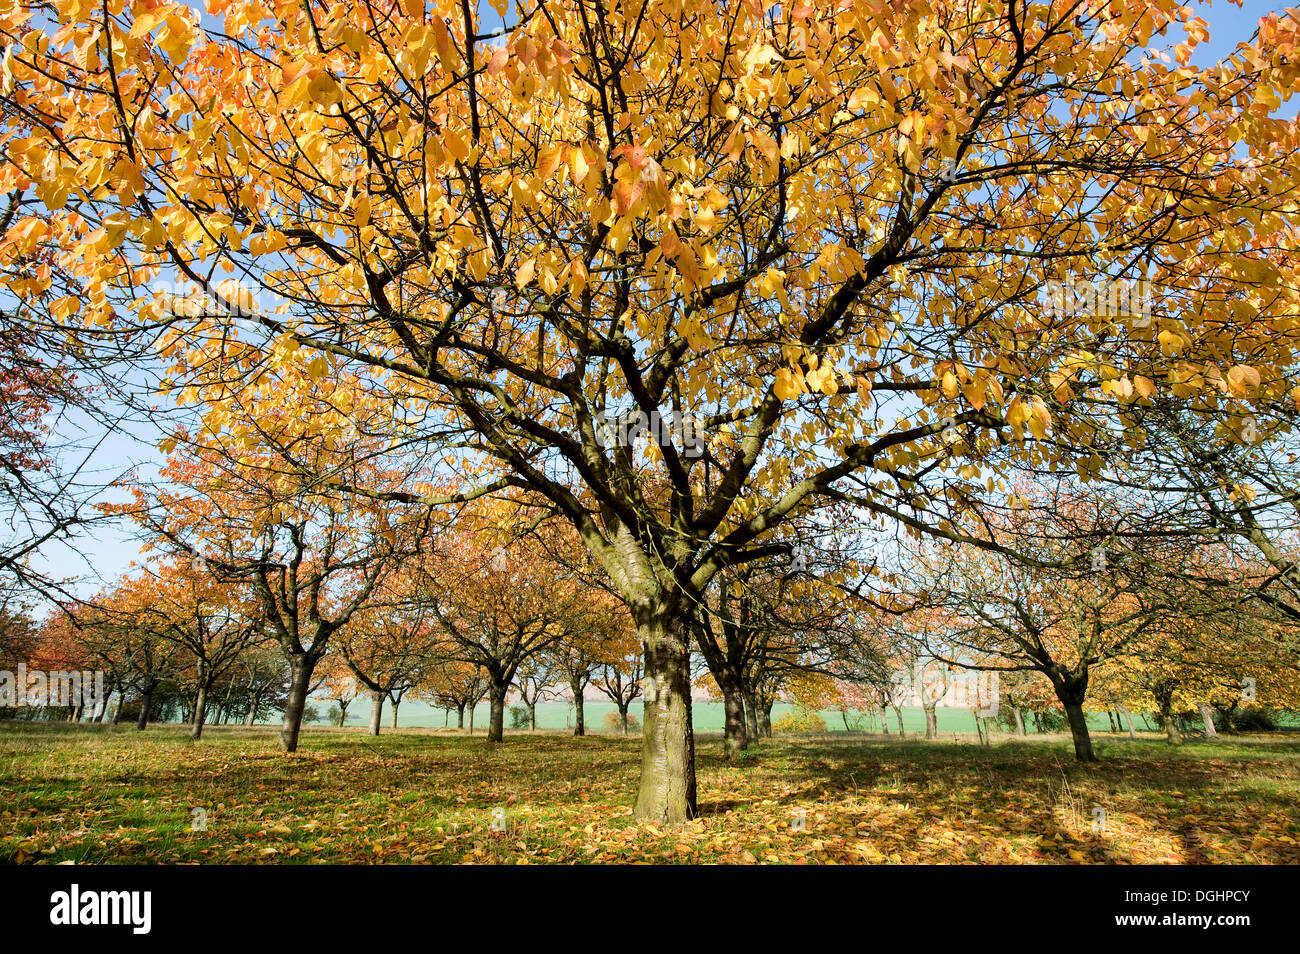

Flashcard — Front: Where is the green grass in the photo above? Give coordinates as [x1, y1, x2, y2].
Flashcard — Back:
[2, 723, 1297, 864]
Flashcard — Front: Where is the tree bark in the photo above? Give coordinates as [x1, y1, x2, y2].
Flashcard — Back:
[1048, 671, 1096, 761]
[527, 702, 536, 731]
[1118, 705, 1136, 738]
[135, 687, 153, 731]
[892, 705, 905, 737]
[456, 703, 465, 729]
[1013, 706, 1026, 737]
[391, 697, 400, 729]
[191, 682, 207, 741]
[1062, 702, 1095, 760]
[368, 690, 384, 736]
[879, 704, 889, 735]
[571, 679, 585, 737]
[1153, 684, 1182, 745]
[1197, 702, 1218, 738]
[279, 654, 315, 752]
[742, 688, 760, 741]
[759, 700, 773, 738]
[721, 683, 747, 760]
[1162, 710, 1183, 744]
[634, 609, 697, 824]
[487, 681, 507, 743]
[923, 703, 938, 739]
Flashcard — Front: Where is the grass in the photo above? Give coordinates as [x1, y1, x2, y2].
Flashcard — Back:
[1, 723, 1297, 864]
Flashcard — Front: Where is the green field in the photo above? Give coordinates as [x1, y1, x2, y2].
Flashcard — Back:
[333, 698, 1138, 733]
[3, 723, 1297, 864]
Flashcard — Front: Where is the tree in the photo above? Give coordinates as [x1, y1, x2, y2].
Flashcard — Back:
[593, 646, 643, 736]
[223, 643, 290, 726]
[547, 575, 633, 737]
[1094, 584, 1300, 743]
[9, 0, 1298, 821]
[905, 485, 1199, 761]
[127, 559, 265, 739]
[514, 657, 554, 732]
[336, 573, 439, 736]
[116, 407, 431, 751]
[418, 655, 489, 732]
[418, 513, 609, 742]
[317, 659, 359, 727]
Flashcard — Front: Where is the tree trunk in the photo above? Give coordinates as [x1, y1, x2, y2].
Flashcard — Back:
[892, 705, 905, 737]
[759, 700, 773, 738]
[634, 609, 697, 824]
[1153, 684, 1182, 745]
[391, 697, 400, 729]
[1162, 709, 1183, 744]
[721, 683, 747, 760]
[742, 688, 760, 741]
[135, 687, 153, 731]
[923, 703, 937, 739]
[468, 702, 475, 735]
[1217, 702, 1239, 734]
[1062, 702, 1095, 761]
[1106, 709, 1117, 733]
[244, 703, 257, 726]
[191, 682, 207, 741]
[368, 690, 384, 736]
[456, 703, 465, 729]
[527, 702, 536, 731]
[97, 683, 115, 723]
[571, 678, 585, 736]
[879, 704, 889, 735]
[1013, 706, 1026, 736]
[1197, 702, 1218, 739]
[487, 682, 507, 743]
[1118, 705, 1136, 738]
[619, 704, 630, 735]
[279, 655, 315, 753]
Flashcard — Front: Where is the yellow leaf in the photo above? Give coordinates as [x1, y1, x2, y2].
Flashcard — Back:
[940, 370, 959, 399]
[156, 15, 195, 64]
[1227, 364, 1261, 394]
[353, 194, 371, 228]
[308, 71, 344, 107]
[515, 257, 536, 289]
[537, 144, 564, 181]
[444, 129, 470, 163]
[486, 45, 509, 76]
[128, 12, 165, 38]
[774, 367, 803, 401]
[569, 146, 590, 187]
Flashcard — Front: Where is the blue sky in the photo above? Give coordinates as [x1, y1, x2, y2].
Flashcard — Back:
[23, 0, 1297, 603]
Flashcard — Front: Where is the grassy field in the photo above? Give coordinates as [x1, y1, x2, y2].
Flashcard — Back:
[334, 698, 1145, 733]
[2, 723, 1297, 864]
